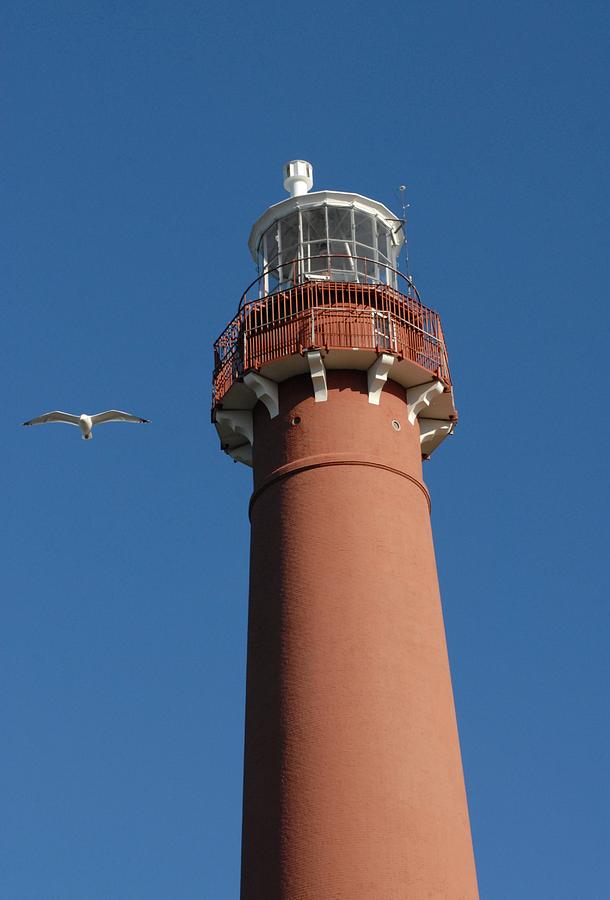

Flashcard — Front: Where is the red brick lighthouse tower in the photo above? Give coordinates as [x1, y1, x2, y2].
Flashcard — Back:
[212, 161, 479, 899]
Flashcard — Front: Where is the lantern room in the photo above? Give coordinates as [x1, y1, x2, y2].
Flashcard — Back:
[249, 161, 405, 296]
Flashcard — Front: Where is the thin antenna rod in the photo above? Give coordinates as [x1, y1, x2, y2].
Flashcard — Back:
[398, 185, 411, 281]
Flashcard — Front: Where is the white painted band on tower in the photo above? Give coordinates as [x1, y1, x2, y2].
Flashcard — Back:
[283, 159, 313, 197]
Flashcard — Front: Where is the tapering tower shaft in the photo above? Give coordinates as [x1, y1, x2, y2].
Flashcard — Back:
[241, 372, 478, 899]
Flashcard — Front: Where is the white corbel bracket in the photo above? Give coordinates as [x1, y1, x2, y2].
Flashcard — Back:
[215, 409, 253, 446]
[418, 418, 454, 454]
[306, 351, 328, 402]
[406, 380, 444, 425]
[215, 409, 254, 468]
[367, 353, 395, 405]
[243, 372, 279, 418]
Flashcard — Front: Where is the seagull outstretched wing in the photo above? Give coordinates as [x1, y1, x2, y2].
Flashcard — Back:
[22, 411, 80, 427]
[91, 410, 150, 426]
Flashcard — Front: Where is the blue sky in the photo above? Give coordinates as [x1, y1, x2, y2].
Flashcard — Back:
[2, 1, 609, 897]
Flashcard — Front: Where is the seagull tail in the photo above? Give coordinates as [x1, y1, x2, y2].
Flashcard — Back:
[82, 432, 93, 441]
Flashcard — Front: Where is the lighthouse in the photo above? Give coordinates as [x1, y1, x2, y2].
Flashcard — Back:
[212, 162, 479, 899]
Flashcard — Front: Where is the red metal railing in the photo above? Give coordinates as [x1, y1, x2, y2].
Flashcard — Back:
[213, 266, 451, 407]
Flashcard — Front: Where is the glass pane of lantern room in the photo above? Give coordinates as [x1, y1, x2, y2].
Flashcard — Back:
[265, 228, 279, 270]
[302, 208, 328, 274]
[326, 207, 353, 279]
[376, 222, 394, 286]
[267, 270, 279, 294]
[302, 207, 327, 243]
[306, 247, 328, 274]
[356, 253, 377, 284]
[280, 213, 299, 284]
[355, 210, 375, 249]
[265, 229, 280, 294]
[377, 224, 389, 260]
[329, 240, 354, 280]
[326, 207, 352, 242]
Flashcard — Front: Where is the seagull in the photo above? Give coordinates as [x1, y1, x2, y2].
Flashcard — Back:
[22, 410, 150, 440]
